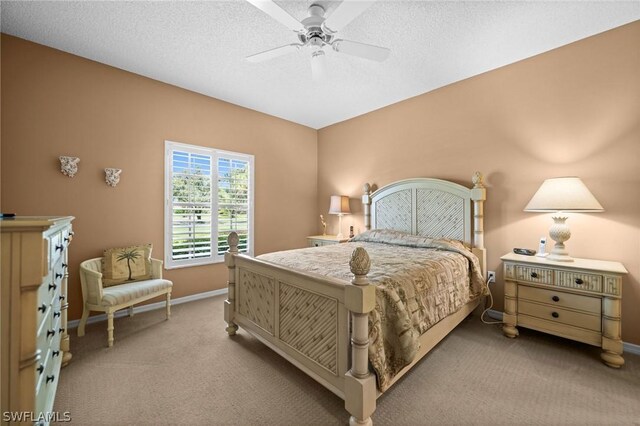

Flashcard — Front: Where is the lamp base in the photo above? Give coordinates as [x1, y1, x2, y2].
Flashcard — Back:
[547, 215, 574, 262]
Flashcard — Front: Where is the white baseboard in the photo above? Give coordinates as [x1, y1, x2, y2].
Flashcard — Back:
[486, 309, 640, 356]
[67, 288, 228, 329]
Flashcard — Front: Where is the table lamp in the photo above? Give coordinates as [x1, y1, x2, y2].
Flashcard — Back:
[524, 177, 603, 262]
[329, 195, 351, 239]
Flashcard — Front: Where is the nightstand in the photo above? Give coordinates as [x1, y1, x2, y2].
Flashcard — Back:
[501, 252, 628, 368]
[307, 235, 349, 247]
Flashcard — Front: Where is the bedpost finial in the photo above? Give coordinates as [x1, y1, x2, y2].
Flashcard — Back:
[472, 171, 485, 188]
[227, 231, 239, 251]
[349, 247, 371, 276]
[363, 183, 371, 195]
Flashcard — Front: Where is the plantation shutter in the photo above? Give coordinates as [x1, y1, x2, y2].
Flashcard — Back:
[165, 141, 254, 269]
[168, 147, 214, 265]
[216, 154, 251, 255]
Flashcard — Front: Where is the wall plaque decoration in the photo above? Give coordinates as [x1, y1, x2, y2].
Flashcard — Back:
[105, 168, 122, 187]
[59, 156, 80, 177]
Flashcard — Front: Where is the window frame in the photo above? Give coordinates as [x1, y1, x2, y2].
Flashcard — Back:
[164, 140, 254, 269]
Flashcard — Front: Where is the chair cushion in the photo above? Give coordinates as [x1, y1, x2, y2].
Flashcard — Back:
[101, 279, 173, 307]
[102, 244, 153, 287]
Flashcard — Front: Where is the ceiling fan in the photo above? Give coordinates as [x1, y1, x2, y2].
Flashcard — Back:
[245, 0, 390, 81]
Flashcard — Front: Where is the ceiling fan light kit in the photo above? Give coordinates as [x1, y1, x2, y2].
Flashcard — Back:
[246, 0, 390, 81]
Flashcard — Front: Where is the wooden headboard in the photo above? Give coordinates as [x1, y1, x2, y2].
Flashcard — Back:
[362, 172, 487, 274]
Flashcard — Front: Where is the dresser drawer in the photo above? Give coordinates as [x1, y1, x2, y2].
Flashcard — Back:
[50, 231, 64, 267]
[518, 286, 601, 315]
[555, 270, 602, 292]
[517, 314, 602, 346]
[518, 300, 601, 332]
[515, 265, 554, 285]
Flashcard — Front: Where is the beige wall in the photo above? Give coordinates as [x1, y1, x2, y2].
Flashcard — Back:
[318, 22, 640, 344]
[1, 34, 318, 321]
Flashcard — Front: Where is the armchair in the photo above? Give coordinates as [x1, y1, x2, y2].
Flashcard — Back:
[78, 257, 173, 347]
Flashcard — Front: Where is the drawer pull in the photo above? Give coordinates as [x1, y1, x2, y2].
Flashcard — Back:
[46, 375, 55, 384]
[62, 263, 68, 269]
[59, 295, 66, 301]
[575, 278, 584, 285]
[551, 312, 559, 318]
[38, 304, 47, 313]
[59, 328, 65, 334]
[46, 329, 55, 338]
[64, 237, 71, 243]
[48, 283, 57, 291]
[530, 272, 538, 278]
[55, 272, 63, 279]
[55, 245, 63, 252]
[37, 364, 44, 375]
[53, 311, 61, 318]
[552, 296, 560, 302]
[52, 350, 60, 358]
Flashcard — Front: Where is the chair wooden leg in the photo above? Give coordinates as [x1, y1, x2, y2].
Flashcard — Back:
[107, 311, 115, 347]
[128, 306, 134, 317]
[166, 292, 171, 319]
[77, 307, 90, 337]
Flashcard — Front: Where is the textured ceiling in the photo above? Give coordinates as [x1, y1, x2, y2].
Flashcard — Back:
[2, 1, 639, 129]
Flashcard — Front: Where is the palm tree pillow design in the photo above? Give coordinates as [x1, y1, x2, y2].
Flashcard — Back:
[101, 244, 153, 287]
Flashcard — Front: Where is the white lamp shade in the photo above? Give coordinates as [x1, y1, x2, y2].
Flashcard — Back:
[524, 177, 604, 212]
[329, 195, 351, 215]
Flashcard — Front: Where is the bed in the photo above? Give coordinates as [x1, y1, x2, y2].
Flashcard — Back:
[223, 173, 487, 425]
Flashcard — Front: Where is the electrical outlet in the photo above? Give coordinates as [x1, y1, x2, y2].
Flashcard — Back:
[487, 271, 496, 283]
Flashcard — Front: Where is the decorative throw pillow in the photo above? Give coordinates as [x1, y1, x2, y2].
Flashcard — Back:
[101, 244, 153, 287]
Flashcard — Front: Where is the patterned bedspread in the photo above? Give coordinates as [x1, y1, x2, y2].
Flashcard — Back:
[258, 229, 486, 391]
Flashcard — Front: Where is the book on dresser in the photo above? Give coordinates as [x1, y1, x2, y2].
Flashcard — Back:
[1, 216, 74, 424]
[501, 252, 628, 368]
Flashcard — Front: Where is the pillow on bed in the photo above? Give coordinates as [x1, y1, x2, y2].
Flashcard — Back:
[101, 244, 153, 287]
[352, 229, 470, 251]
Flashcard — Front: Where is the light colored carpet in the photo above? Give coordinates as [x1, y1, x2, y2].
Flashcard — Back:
[55, 296, 640, 425]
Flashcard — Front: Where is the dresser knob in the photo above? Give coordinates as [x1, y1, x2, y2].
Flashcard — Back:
[46, 329, 55, 338]
[46, 375, 55, 384]
[55, 245, 63, 252]
[52, 350, 60, 358]
[59, 328, 65, 334]
[38, 304, 46, 313]
[551, 312, 559, 318]
[55, 272, 63, 279]
[37, 364, 44, 374]
[552, 296, 560, 302]
[64, 237, 71, 243]
[53, 311, 61, 318]
[48, 283, 57, 291]
[574, 278, 584, 285]
[62, 263, 68, 269]
[530, 272, 538, 279]
[59, 295, 65, 301]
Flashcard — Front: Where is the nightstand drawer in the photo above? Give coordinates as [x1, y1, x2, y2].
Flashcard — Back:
[515, 265, 553, 285]
[556, 270, 602, 292]
[518, 286, 601, 315]
[518, 300, 601, 332]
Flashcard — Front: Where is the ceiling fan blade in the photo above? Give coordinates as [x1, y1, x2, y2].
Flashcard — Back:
[246, 44, 301, 63]
[246, 0, 304, 32]
[310, 50, 327, 82]
[332, 39, 390, 62]
[323, 1, 376, 33]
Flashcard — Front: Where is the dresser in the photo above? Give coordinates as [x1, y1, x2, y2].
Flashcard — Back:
[1, 216, 74, 424]
[306, 235, 349, 247]
[501, 252, 627, 368]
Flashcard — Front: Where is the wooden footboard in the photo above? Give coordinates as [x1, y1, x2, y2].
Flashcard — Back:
[224, 232, 377, 425]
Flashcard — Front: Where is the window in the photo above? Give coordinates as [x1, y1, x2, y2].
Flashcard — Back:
[164, 141, 254, 269]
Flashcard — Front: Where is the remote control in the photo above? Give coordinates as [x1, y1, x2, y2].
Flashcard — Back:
[513, 248, 536, 256]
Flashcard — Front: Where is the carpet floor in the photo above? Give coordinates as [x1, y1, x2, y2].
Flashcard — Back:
[55, 295, 640, 425]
